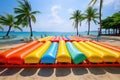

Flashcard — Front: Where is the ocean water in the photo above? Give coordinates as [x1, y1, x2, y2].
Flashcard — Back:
[0, 31, 105, 43]
[0, 31, 100, 38]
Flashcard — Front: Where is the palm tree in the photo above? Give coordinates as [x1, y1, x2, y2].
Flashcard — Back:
[0, 14, 22, 37]
[14, 0, 40, 37]
[70, 10, 83, 36]
[84, 6, 99, 35]
[89, 0, 103, 36]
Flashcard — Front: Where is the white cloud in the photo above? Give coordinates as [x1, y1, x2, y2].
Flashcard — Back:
[48, 5, 63, 24]
[67, 8, 74, 14]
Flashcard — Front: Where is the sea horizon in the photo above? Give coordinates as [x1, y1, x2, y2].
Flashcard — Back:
[0, 30, 101, 38]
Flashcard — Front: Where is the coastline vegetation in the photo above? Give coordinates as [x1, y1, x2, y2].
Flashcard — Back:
[102, 11, 120, 35]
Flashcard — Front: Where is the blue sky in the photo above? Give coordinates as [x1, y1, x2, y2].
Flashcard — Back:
[0, 0, 120, 32]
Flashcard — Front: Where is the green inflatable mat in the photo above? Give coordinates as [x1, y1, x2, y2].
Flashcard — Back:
[66, 42, 87, 64]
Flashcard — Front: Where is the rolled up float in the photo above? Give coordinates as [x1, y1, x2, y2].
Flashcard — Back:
[86, 41, 120, 62]
[50, 36, 56, 41]
[38, 36, 52, 41]
[70, 36, 77, 41]
[56, 40, 71, 63]
[7, 41, 43, 64]
[51, 36, 60, 42]
[62, 36, 68, 41]
[65, 36, 71, 40]
[66, 42, 86, 64]
[72, 41, 103, 63]
[59, 36, 63, 40]
[0, 41, 37, 63]
[24, 41, 51, 63]
[41, 42, 58, 64]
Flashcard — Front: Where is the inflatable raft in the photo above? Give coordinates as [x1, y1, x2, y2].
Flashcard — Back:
[0, 36, 120, 68]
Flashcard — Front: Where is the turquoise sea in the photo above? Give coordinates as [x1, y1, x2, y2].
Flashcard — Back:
[0, 31, 101, 38]
[0, 31, 106, 43]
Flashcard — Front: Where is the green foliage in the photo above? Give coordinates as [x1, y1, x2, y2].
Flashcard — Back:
[102, 11, 120, 29]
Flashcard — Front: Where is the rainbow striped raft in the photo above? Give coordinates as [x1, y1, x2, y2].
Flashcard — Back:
[0, 36, 120, 68]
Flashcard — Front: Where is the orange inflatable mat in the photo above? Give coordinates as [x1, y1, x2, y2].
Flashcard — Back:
[7, 41, 43, 64]
[0, 41, 37, 63]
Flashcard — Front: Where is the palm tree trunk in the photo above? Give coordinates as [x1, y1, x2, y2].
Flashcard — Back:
[87, 21, 90, 35]
[77, 26, 78, 36]
[119, 28, 120, 34]
[6, 26, 12, 37]
[76, 21, 79, 36]
[98, 0, 102, 36]
[28, 17, 33, 37]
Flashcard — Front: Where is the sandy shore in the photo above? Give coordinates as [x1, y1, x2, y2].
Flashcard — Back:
[0, 36, 120, 80]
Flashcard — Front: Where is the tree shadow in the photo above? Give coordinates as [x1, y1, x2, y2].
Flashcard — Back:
[55, 68, 71, 77]
[38, 68, 54, 77]
[20, 68, 38, 76]
[0, 68, 21, 76]
[72, 68, 88, 75]
[104, 67, 120, 74]
[88, 67, 106, 75]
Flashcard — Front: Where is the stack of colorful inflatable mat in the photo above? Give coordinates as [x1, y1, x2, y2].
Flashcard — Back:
[0, 36, 120, 68]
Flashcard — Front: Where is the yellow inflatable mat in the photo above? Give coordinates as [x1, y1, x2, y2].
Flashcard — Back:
[56, 40, 71, 63]
[24, 41, 51, 63]
[86, 41, 120, 62]
[73, 41, 103, 63]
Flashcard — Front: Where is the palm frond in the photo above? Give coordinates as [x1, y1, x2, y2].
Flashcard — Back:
[14, 26, 23, 31]
[92, 19, 98, 24]
[14, 8, 25, 13]
[89, 0, 97, 6]
[69, 17, 75, 20]
[31, 15, 36, 23]
[31, 11, 40, 15]
[0, 26, 4, 31]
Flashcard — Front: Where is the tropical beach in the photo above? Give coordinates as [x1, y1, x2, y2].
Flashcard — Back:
[0, 0, 120, 80]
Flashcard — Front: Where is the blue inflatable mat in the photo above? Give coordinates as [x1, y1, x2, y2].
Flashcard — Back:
[41, 42, 58, 64]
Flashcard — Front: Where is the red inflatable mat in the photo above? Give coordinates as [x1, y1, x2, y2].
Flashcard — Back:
[0, 60, 120, 68]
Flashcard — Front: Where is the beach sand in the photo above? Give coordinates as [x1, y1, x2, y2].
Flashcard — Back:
[0, 36, 120, 80]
